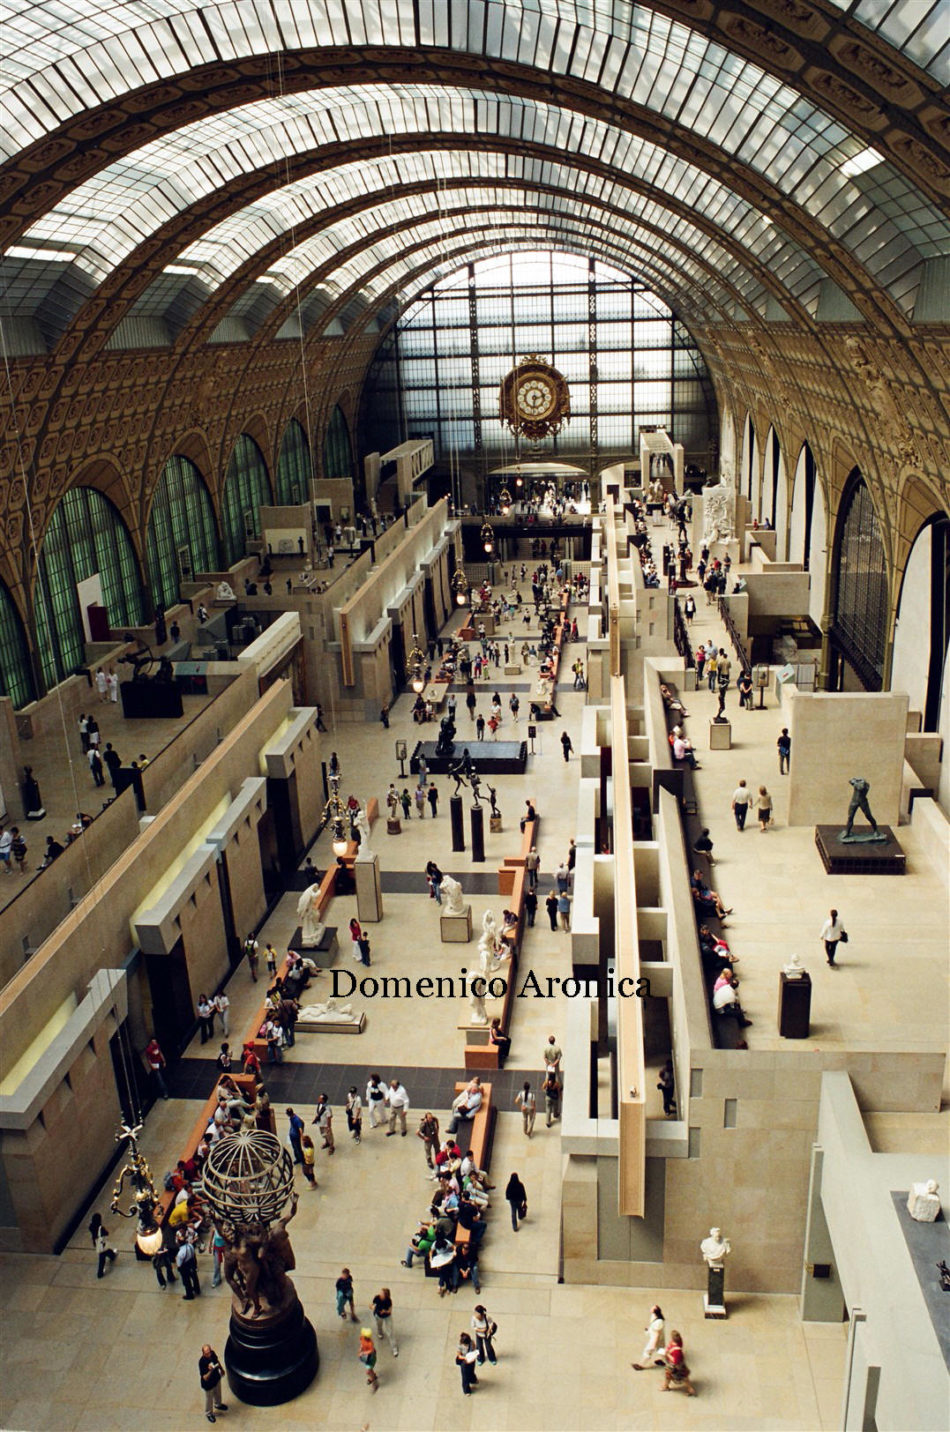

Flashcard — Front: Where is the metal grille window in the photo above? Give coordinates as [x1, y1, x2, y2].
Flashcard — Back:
[220, 434, 271, 566]
[833, 475, 888, 688]
[360, 250, 714, 464]
[146, 455, 219, 612]
[275, 419, 312, 505]
[323, 406, 352, 480]
[34, 486, 145, 693]
[0, 581, 34, 709]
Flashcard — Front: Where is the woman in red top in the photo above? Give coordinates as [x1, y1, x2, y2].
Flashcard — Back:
[661, 1331, 696, 1396]
[349, 917, 362, 962]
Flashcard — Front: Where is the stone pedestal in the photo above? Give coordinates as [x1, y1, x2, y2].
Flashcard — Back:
[703, 1266, 727, 1319]
[489, 815, 503, 833]
[386, 817, 401, 834]
[709, 719, 732, 750]
[440, 906, 473, 943]
[471, 804, 485, 862]
[225, 1292, 319, 1406]
[450, 794, 465, 851]
[355, 853, 383, 923]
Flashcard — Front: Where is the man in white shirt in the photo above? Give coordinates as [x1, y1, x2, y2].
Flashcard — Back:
[448, 1080, 483, 1135]
[214, 992, 229, 1036]
[0, 827, 12, 873]
[819, 908, 846, 967]
[731, 780, 751, 830]
[672, 733, 702, 771]
[386, 1080, 410, 1136]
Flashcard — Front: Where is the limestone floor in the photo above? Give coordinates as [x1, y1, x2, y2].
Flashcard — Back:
[0, 570, 857, 1431]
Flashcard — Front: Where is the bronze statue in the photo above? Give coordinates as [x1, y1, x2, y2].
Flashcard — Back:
[840, 777, 887, 843]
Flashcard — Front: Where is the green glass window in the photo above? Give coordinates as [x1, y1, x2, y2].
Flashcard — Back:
[275, 419, 312, 505]
[221, 434, 271, 566]
[0, 581, 34, 709]
[146, 456, 220, 613]
[323, 406, 352, 480]
[34, 486, 145, 693]
[832, 473, 888, 689]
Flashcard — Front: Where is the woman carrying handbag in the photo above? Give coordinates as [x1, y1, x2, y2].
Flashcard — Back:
[471, 1305, 498, 1365]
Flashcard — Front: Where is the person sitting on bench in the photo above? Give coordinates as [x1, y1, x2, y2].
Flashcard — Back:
[659, 684, 690, 719]
[690, 871, 732, 921]
[448, 1079, 483, 1135]
[672, 729, 702, 770]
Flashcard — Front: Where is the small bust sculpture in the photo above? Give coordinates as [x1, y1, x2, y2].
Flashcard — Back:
[296, 883, 324, 945]
[700, 1227, 731, 1268]
[441, 875, 465, 915]
[783, 954, 805, 978]
[907, 1179, 941, 1223]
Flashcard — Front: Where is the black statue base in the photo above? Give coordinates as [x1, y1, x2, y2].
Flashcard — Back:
[287, 925, 338, 967]
[225, 1292, 318, 1406]
[815, 824, 905, 875]
[120, 678, 183, 719]
[411, 739, 528, 775]
[704, 1266, 727, 1318]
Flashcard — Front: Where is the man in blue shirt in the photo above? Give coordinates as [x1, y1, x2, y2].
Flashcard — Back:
[286, 1107, 305, 1164]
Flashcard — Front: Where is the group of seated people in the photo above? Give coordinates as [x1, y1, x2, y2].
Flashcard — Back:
[697, 925, 752, 1029]
[401, 1140, 494, 1295]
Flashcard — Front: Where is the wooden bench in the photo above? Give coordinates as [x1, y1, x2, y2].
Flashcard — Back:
[466, 816, 538, 1070]
[451, 1082, 495, 1251]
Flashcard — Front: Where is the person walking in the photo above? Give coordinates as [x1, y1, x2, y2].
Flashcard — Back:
[525, 845, 540, 888]
[683, 595, 696, 625]
[661, 1330, 696, 1395]
[386, 1079, 410, 1135]
[346, 1087, 363, 1142]
[266, 942, 278, 980]
[10, 827, 27, 873]
[89, 1213, 117, 1278]
[524, 886, 537, 926]
[777, 727, 791, 774]
[88, 746, 105, 786]
[176, 1235, 201, 1299]
[196, 994, 215, 1044]
[819, 908, 847, 967]
[417, 1111, 440, 1171]
[472, 1305, 498, 1365]
[542, 1070, 561, 1126]
[475, 712, 486, 741]
[198, 1345, 228, 1423]
[244, 934, 259, 982]
[631, 1304, 666, 1370]
[214, 990, 229, 1036]
[145, 1036, 169, 1099]
[372, 1287, 398, 1356]
[557, 890, 571, 931]
[515, 1081, 536, 1137]
[366, 1073, 387, 1128]
[427, 783, 439, 817]
[545, 889, 559, 931]
[286, 1107, 304, 1164]
[731, 779, 751, 831]
[456, 1333, 480, 1395]
[336, 1267, 358, 1321]
[102, 742, 122, 786]
[505, 1171, 528, 1231]
[400, 788, 412, 820]
[414, 785, 426, 818]
[313, 1093, 334, 1153]
[358, 1328, 379, 1392]
[300, 1135, 318, 1187]
[756, 786, 773, 832]
[349, 916, 362, 962]
[560, 731, 573, 762]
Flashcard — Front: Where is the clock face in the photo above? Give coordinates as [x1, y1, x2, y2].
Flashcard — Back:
[516, 376, 556, 419]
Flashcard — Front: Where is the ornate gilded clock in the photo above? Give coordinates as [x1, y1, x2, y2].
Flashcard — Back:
[499, 357, 570, 440]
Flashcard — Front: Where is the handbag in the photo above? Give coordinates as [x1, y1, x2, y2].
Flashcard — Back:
[839, 930, 849, 944]
[519, 1200, 528, 1219]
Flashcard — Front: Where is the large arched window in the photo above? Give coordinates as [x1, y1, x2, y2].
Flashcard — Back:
[0, 581, 34, 709]
[323, 406, 352, 480]
[830, 472, 888, 690]
[147, 456, 219, 612]
[34, 486, 145, 691]
[275, 419, 312, 505]
[221, 434, 271, 565]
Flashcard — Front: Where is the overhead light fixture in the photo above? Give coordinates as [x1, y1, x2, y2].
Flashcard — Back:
[498, 487, 512, 514]
[481, 522, 495, 554]
[317, 767, 350, 855]
[452, 567, 469, 607]
[110, 1122, 165, 1256]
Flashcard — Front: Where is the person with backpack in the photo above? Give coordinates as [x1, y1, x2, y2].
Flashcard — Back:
[88, 1213, 117, 1278]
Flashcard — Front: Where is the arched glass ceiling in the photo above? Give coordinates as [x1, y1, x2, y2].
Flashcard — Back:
[172, 152, 820, 318]
[13, 86, 943, 321]
[206, 188, 769, 327]
[1, 0, 946, 147]
[304, 217, 736, 331]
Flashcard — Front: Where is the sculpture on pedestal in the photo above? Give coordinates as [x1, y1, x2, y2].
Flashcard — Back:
[839, 777, 887, 844]
[201, 1130, 318, 1404]
[295, 885, 325, 947]
[441, 875, 465, 915]
[700, 1227, 731, 1315]
[468, 984, 488, 1025]
[702, 483, 735, 546]
[298, 998, 361, 1026]
[435, 714, 456, 757]
[449, 749, 475, 796]
[216, 581, 236, 600]
[354, 806, 372, 855]
[487, 784, 501, 819]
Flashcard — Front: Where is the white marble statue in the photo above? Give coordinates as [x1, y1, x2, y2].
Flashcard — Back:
[216, 580, 236, 600]
[469, 986, 488, 1025]
[700, 1228, 731, 1269]
[295, 883, 325, 945]
[441, 874, 465, 915]
[482, 909, 497, 942]
[354, 806, 373, 855]
[783, 955, 805, 978]
[907, 1179, 941, 1223]
[702, 482, 735, 546]
[298, 997, 360, 1025]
